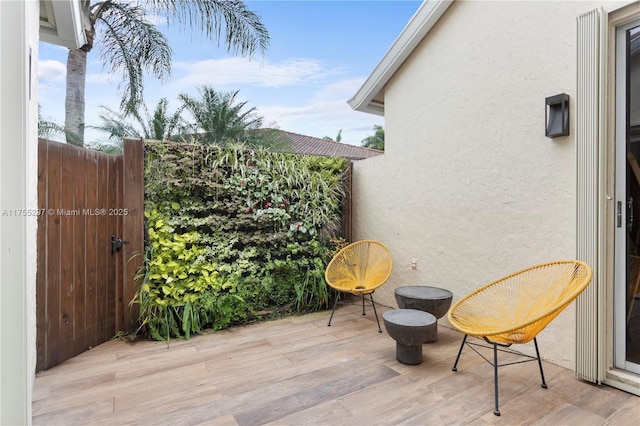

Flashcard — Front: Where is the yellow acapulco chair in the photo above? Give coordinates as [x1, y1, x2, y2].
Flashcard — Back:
[447, 260, 593, 416]
[325, 240, 393, 332]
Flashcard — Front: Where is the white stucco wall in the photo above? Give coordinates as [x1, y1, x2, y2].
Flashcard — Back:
[27, 1, 40, 417]
[0, 0, 39, 423]
[352, 0, 613, 368]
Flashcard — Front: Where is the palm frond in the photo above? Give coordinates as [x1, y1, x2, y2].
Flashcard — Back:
[90, 98, 187, 143]
[96, 1, 172, 113]
[38, 110, 65, 141]
[147, 0, 270, 56]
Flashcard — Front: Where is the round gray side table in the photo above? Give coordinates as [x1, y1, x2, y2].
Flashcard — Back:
[383, 309, 436, 365]
[394, 286, 453, 343]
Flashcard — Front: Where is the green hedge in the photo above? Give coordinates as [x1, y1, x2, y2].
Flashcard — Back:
[134, 141, 348, 340]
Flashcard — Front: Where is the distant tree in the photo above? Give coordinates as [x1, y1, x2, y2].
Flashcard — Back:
[178, 86, 263, 146]
[322, 129, 342, 142]
[251, 128, 295, 151]
[92, 98, 186, 143]
[64, 0, 269, 146]
[361, 125, 384, 150]
[85, 141, 126, 155]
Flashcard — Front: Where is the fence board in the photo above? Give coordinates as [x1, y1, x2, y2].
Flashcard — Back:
[84, 149, 98, 350]
[36, 140, 49, 370]
[95, 154, 109, 343]
[71, 147, 87, 357]
[107, 155, 122, 336]
[122, 138, 145, 332]
[44, 142, 62, 368]
[59, 149, 76, 363]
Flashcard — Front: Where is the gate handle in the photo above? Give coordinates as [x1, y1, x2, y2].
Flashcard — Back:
[111, 234, 129, 254]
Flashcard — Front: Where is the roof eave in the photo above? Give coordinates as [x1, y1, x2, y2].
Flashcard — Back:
[348, 0, 453, 115]
[39, 0, 88, 49]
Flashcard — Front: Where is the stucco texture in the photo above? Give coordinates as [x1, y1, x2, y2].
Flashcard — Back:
[352, 1, 606, 368]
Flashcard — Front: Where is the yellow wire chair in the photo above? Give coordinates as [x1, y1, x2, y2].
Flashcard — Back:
[325, 240, 393, 333]
[447, 260, 593, 416]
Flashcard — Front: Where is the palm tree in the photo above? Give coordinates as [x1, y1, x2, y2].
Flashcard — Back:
[361, 124, 384, 150]
[178, 85, 263, 145]
[65, 0, 269, 146]
[92, 98, 186, 143]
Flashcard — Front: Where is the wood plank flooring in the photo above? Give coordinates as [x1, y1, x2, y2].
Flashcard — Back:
[32, 304, 640, 425]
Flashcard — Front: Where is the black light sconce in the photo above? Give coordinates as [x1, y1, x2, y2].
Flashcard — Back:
[545, 93, 570, 138]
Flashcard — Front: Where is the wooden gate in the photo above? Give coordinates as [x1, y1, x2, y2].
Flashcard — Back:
[36, 138, 144, 371]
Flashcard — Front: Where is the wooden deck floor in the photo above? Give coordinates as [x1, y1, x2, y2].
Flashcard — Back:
[33, 304, 639, 425]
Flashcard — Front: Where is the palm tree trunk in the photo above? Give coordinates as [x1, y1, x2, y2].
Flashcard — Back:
[65, 48, 87, 146]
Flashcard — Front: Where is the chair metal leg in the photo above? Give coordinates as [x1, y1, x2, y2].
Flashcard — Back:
[327, 293, 341, 327]
[493, 342, 500, 416]
[454, 335, 546, 416]
[368, 293, 382, 333]
[328, 292, 381, 332]
[533, 337, 548, 389]
[452, 334, 467, 372]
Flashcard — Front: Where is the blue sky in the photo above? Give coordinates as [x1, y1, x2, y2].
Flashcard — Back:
[38, 0, 422, 146]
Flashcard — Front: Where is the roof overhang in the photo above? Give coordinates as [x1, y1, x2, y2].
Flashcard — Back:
[39, 0, 88, 49]
[348, 0, 453, 116]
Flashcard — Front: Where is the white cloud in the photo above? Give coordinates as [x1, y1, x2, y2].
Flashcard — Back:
[38, 59, 66, 82]
[171, 57, 332, 90]
[261, 99, 348, 120]
[38, 57, 114, 92]
[259, 95, 382, 146]
[313, 77, 365, 101]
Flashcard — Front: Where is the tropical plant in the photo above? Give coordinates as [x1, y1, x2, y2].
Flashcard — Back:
[65, 0, 269, 146]
[178, 85, 263, 145]
[92, 98, 186, 143]
[134, 206, 248, 340]
[38, 105, 65, 141]
[361, 124, 384, 150]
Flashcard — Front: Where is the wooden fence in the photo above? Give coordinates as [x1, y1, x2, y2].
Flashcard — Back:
[36, 138, 144, 371]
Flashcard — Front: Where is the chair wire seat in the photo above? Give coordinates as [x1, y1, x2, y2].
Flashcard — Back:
[325, 240, 393, 332]
[447, 260, 593, 416]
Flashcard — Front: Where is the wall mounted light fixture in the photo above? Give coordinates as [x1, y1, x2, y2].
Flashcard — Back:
[545, 93, 570, 138]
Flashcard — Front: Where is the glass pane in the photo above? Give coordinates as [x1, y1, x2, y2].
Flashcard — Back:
[626, 25, 640, 365]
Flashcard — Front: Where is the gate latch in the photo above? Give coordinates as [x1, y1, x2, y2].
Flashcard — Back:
[111, 234, 129, 254]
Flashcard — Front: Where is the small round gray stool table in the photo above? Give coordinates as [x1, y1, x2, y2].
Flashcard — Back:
[394, 286, 453, 343]
[383, 309, 436, 365]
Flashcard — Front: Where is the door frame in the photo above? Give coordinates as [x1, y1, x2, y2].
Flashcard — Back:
[613, 16, 640, 375]
[604, 1, 640, 394]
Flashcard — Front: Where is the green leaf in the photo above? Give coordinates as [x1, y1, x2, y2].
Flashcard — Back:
[182, 303, 193, 339]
